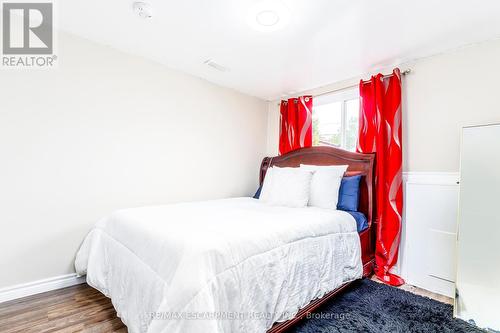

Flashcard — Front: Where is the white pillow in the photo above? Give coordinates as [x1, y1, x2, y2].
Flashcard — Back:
[300, 164, 348, 209]
[259, 167, 314, 208]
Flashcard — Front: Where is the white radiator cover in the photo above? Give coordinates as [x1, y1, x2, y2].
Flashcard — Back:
[398, 172, 460, 298]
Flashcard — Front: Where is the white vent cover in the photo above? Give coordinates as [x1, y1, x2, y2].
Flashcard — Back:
[204, 59, 229, 72]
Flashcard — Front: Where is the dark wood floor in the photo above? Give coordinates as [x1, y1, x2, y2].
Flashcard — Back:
[0, 284, 126, 333]
[0, 281, 452, 332]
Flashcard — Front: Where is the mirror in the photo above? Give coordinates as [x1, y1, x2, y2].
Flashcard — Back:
[455, 124, 500, 331]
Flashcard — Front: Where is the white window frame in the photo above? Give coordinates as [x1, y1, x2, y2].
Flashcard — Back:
[313, 88, 359, 150]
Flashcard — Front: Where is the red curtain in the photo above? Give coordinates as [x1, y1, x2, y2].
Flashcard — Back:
[358, 68, 405, 286]
[279, 96, 313, 155]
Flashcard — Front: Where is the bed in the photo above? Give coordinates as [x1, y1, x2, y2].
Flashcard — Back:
[75, 146, 375, 333]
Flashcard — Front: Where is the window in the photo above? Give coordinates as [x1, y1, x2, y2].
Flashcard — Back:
[312, 89, 359, 152]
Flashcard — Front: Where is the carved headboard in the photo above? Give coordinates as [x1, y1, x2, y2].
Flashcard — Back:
[259, 146, 375, 228]
[261, 146, 376, 333]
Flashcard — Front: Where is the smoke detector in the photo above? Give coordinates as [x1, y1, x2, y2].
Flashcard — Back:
[133, 2, 152, 19]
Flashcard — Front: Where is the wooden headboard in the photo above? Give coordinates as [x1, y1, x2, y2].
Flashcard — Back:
[259, 146, 375, 229]
[261, 146, 376, 333]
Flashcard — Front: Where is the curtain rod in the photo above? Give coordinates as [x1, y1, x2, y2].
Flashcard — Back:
[314, 69, 411, 98]
[278, 69, 411, 103]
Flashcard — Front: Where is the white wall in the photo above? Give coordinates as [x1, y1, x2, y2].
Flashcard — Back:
[0, 32, 268, 289]
[403, 39, 500, 172]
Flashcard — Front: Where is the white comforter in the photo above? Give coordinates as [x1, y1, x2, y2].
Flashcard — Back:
[75, 198, 362, 333]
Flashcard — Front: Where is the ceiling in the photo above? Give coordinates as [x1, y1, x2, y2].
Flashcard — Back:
[58, 0, 500, 100]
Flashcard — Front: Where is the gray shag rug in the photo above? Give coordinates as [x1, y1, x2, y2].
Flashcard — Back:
[291, 279, 482, 333]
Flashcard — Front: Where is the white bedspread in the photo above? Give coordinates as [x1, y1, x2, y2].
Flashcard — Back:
[75, 198, 362, 333]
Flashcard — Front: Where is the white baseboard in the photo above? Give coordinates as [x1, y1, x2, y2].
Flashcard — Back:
[0, 273, 86, 304]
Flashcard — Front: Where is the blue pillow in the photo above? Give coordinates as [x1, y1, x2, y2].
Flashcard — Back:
[337, 175, 362, 211]
[253, 186, 262, 199]
[345, 211, 369, 232]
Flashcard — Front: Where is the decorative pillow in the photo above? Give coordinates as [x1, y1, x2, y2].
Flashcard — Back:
[345, 211, 368, 232]
[259, 167, 314, 208]
[300, 164, 348, 209]
[337, 175, 362, 211]
[253, 186, 262, 199]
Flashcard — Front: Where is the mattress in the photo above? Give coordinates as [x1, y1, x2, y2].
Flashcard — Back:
[75, 197, 362, 333]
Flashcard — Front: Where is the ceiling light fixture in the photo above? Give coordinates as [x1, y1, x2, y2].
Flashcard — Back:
[256, 10, 280, 27]
[247, 1, 290, 32]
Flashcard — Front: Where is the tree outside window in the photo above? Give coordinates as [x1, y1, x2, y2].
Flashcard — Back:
[312, 90, 359, 152]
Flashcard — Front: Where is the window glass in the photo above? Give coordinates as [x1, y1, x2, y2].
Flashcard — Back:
[312, 102, 342, 147]
[345, 99, 359, 152]
[312, 91, 359, 152]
